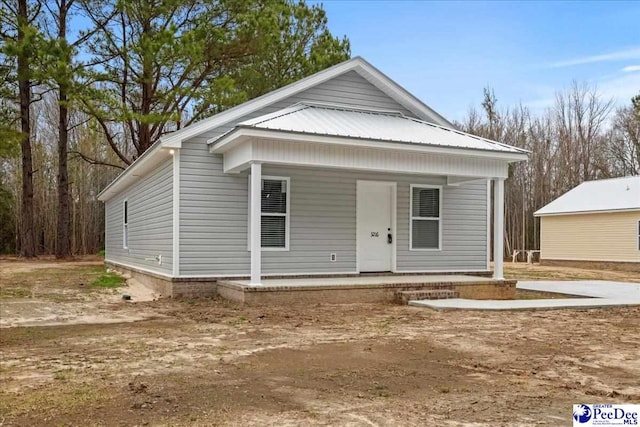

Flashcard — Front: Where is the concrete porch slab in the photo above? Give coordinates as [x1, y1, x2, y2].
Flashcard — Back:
[217, 275, 516, 304]
[228, 274, 497, 287]
[409, 280, 640, 311]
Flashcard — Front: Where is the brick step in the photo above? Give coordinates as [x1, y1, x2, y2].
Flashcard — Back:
[395, 289, 460, 304]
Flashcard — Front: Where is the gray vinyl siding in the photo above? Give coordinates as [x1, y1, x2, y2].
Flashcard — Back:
[179, 151, 488, 275]
[105, 158, 173, 274]
[196, 71, 417, 144]
[397, 179, 488, 270]
[178, 69, 488, 276]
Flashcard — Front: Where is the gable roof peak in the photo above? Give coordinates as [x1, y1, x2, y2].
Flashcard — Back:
[161, 56, 452, 148]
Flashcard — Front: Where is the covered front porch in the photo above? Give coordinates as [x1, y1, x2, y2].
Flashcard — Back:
[209, 103, 528, 286]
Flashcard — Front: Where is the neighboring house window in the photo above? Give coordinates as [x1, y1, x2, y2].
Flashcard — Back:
[248, 176, 290, 250]
[410, 185, 441, 250]
[123, 200, 129, 249]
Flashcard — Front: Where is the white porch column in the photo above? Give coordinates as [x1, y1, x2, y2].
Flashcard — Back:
[250, 163, 262, 285]
[493, 178, 505, 279]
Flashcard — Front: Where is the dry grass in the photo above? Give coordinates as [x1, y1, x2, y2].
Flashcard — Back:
[1, 258, 639, 426]
[504, 262, 640, 283]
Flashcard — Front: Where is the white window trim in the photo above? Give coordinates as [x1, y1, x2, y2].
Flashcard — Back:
[123, 199, 129, 250]
[409, 184, 443, 251]
[637, 220, 640, 251]
[247, 175, 291, 252]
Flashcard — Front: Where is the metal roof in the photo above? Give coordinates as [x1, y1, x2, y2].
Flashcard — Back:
[233, 103, 528, 154]
[534, 176, 640, 216]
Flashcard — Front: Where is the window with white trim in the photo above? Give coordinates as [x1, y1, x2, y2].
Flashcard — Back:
[123, 200, 129, 249]
[249, 177, 290, 250]
[410, 185, 441, 250]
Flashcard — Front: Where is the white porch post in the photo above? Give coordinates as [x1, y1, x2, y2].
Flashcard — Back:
[493, 178, 505, 279]
[250, 163, 262, 285]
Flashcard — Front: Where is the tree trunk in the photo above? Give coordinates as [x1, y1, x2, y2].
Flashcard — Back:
[56, 0, 71, 258]
[18, 0, 35, 258]
[56, 88, 71, 257]
[138, 18, 153, 154]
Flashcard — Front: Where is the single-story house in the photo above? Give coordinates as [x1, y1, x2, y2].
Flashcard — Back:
[534, 176, 640, 272]
[98, 57, 528, 299]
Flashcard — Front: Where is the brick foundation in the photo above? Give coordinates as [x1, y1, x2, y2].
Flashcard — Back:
[106, 261, 514, 303]
[105, 262, 217, 298]
[217, 279, 516, 305]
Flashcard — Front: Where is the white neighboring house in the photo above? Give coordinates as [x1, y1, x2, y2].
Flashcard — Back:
[534, 176, 640, 272]
[97, 56, 528, 297]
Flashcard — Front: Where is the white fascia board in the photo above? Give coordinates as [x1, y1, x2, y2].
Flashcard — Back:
[97, 142, 171, 201]
[210, 127, 529, 163]
[534, 208, 640, 217]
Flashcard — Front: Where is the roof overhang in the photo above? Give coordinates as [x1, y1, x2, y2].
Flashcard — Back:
[209, 128, 527, 178]
[97, 144, 174, 201]
[211, 127, 529, 162]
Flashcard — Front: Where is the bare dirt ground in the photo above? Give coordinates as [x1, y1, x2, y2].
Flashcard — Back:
[504, 261, 640, 283]
[1, 258, 639, 426]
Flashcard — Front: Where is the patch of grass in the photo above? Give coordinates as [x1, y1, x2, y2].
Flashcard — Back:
[228, 315, 248, 326]
[98, 249, 106, 257]
[375, 319, 392, 331]
[53, 369, 74, 381]
[0, 287, 31, 298]
[90, 272, 125, 288]
[0, 383, 105, 418]
[372, 384, 390, 398]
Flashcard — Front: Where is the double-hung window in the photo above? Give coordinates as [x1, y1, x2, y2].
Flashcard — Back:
[123, 200, 129, 249]
[249, 176, 290, 251]
[410, 185, 441, 250]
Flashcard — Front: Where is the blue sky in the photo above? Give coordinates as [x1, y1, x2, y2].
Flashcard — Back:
[314, 0, 640, 121]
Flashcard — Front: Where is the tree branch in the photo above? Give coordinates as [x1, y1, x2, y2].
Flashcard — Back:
[69, 150, 125, 170]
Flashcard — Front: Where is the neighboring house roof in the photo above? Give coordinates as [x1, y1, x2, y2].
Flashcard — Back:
[534, 176, 640, 216]
[216, 103, 526, 155]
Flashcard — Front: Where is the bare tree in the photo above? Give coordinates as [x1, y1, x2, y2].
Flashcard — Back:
[458, 82, 620, 260]
[607, 94, 640, 176]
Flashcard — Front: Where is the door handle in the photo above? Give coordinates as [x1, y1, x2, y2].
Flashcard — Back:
[387, 228, 392, 244]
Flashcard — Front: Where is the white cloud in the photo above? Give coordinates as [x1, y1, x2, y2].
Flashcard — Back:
[523, 72, 640, 114]
[546, 47, 640, 68]
[621, 65, 640, 72]
[597, 72, 640, 102]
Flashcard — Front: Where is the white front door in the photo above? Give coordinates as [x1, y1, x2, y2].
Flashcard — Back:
[357, 181, 394, 272]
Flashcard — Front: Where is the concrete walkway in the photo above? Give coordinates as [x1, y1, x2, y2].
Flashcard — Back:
[409, 280, 640, 311]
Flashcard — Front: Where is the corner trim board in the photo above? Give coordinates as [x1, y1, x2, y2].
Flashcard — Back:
[172, 149, 180, 276]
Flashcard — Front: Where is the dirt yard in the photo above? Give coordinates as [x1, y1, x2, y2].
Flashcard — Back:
[1, 258, 639, 426]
